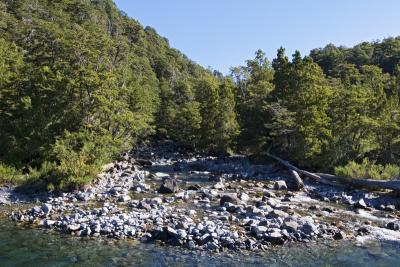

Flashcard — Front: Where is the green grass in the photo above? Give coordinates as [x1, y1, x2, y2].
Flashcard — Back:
[335, 158, 400, 180]
[0, 162, 26, 185]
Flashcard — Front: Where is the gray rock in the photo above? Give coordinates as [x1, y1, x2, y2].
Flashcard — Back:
[322, 207, 334, 213]
[41, 203, 53, 214]
[283, 220, 298, 232]
[150, 197, 163, 205]
[185, 240, 196, 249]
[386, 222, 400, 231]
[301, 222, 318, 235]
[220, 194, 240, 206]
[176, 229, 187, 239]
[158, 178, 179, 194]
[354, 199, 368, 209]
[118, 195, 131, 202]
[206, 242, 219, 250]
[165, 226, 178, 237]
[45, 219, 56, 227]
[91, 224, 101, 233]
[265, 230, 285, 245]
[252, 225, 268, 235]
[67, 224, 81, 231]
[333, 231, 345, 240]
[138, 201, 151, 211]
[267, 210, 288, 219]
[383, 205, 396, 212]
[213, 182, 224, 190]
[267, 199, 279, 207]
[274, 181, 288, 190]
[200, 233, 212, 245]
[32, 206, 42, 214]
[239, 192, 250, 202]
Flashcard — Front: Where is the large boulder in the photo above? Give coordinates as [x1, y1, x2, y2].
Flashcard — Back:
[354, 199, 368, 209]
[301, 222, 318, 235]
[283, 219, 298, 232]
[274, 181, 288, 190]
[386, 222, 400, 231]
[158, 177, 179, 194]
[265, 230, 285, 245]
[220, 194, 240, 206]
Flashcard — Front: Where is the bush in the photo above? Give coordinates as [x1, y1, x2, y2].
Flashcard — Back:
[0, 162, 24, 185]
[335, 158, 400, 180]
[52, 130, 120, 189]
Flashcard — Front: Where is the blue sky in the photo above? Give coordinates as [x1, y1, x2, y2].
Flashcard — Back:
[114, 0, 400, 74]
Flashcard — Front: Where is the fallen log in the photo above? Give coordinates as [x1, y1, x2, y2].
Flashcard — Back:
[266, 153, 340, 186]
[266, 153, 400, 192]
[316, 173, 400, 192]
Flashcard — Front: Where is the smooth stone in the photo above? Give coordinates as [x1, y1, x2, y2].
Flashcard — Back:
[220, 194, 240, 206]
[333, 231, 345, 240]
[267, 210, 288, 219]
[386, 222, 400, 231]
[158, 178, 179, 194]
[41, 203, 53, 214]
[118, 195, 131, 202]
[283, 220, 298, 232]
[301, 222, 318, 235]
[265, 231, 285, 245]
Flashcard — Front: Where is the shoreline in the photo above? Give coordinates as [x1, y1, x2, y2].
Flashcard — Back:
[2, 145, 400, 252]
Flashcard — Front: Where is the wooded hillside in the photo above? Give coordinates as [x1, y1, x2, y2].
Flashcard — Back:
[0, 0, 399, 189]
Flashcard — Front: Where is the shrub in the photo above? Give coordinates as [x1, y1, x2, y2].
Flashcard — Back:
[52, 130, 120, 189]
[0, 162, 24, 184]
[335, 158, 400, 180]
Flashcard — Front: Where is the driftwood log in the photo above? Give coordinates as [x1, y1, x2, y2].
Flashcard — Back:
[267, 153, 400, 192]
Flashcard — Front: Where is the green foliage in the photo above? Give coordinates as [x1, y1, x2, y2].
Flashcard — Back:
[0, 163, 24, 185]
[0, 0, 214, 189]
[195, 75, 239, 153]
[1, 0, 400, 189]
[335, 158, 400, 180]
[233, 50, 275, 153]
[52, 130, 117, 189]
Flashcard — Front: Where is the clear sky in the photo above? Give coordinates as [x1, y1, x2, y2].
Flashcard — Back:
[113, 0, 400, 74]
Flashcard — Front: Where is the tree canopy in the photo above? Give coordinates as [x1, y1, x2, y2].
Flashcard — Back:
[0, 0, 399, 189]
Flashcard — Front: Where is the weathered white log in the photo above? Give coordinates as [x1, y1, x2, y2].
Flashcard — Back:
[316, 173, 400, 192]
[267, 153, 400, 192]
[266, 153, 340, 186]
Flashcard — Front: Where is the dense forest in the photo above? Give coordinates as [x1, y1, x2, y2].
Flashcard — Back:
[0, 0, 399, 190]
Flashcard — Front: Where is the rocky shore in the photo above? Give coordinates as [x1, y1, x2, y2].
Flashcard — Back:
[3, 144, 400, 252]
